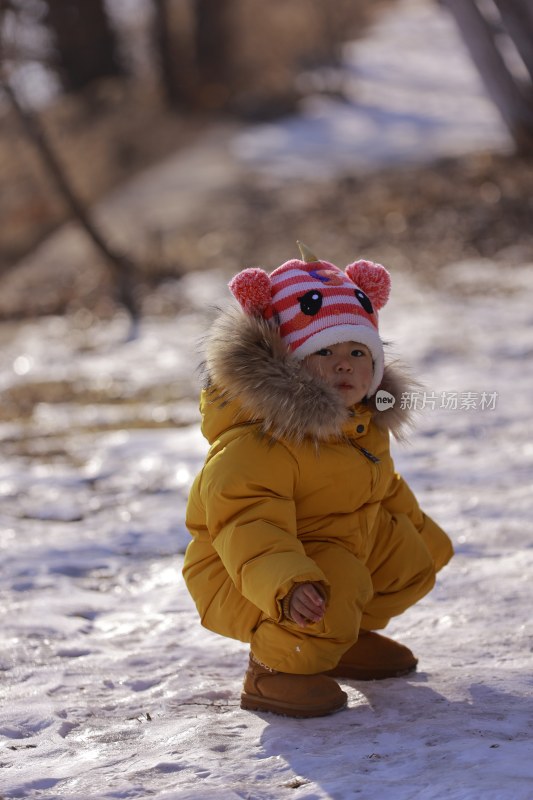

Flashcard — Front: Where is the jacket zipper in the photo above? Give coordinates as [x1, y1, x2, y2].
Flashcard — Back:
[350, 439, 382, 495]
[351, 441, 380, 463]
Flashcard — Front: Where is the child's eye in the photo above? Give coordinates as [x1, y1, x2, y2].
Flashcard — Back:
[351, 349, 365, 357]
[315, 348, 331, 356]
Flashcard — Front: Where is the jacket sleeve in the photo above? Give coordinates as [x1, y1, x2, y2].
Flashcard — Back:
[382, 472, 454, 572]
[199, 432, 329, 620]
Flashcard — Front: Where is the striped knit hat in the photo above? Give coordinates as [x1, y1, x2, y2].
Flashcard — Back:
[229, 243, 391, 397]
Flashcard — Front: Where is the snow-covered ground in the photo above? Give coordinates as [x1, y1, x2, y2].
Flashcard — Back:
[2, 1, 532, 798]
[234, 0, 511, 177]
[2, 259, 533, 799]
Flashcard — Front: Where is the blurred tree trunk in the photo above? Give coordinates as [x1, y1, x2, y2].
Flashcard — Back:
[43, 0, 124, 91]
[439, 0, 533, 153]
[152, 0, 195, 108]
[1, 79, 139, 328]
[152, 0, 233, 111]
[493, 0, 533, 81]
[194, 0, 232, 108]
[152, 0, 180, 106]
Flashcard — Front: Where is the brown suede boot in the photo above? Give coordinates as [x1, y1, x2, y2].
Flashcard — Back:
[324, 631, 418, 680]
[240, 654, 347, 718]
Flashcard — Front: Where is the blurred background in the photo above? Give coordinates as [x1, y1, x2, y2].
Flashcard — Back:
[1, 0, 532, 323]
[3, 5, 533, 790]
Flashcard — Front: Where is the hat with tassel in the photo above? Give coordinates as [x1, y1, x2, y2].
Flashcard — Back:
[228, 242, 391, 397]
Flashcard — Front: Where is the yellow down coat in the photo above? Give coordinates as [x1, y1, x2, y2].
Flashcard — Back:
[183, 308, 453, 673]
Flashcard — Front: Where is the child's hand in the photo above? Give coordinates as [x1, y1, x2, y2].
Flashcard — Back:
[289, 583, 326, 627]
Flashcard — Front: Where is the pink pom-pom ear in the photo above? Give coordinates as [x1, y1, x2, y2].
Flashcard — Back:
[228, 267, 272, 315]
[345, 260, 391, 311]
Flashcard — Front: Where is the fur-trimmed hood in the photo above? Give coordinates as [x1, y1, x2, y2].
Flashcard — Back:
[201, 306, 417, 444]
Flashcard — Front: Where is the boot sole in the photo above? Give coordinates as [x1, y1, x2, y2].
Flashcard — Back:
[325, 663, 417, 681]
[240, 691, 347, 718]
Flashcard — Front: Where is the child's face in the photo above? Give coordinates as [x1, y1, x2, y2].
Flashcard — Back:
[304, 341, 374, 407]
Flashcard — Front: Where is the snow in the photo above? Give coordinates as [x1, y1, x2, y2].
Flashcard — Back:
[3, 259, 533, 799]
[233, 0, 512, 178]
[2, 1, 533, 798]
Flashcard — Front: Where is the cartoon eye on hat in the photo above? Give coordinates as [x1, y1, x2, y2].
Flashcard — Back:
[355, 289, 373, 314]
[298, 290, 323, 315]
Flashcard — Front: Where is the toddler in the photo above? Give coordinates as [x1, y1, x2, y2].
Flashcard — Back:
[183, 243, 453, 717]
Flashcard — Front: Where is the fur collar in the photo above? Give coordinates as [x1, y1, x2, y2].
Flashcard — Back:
[202, 306, 417, 443]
